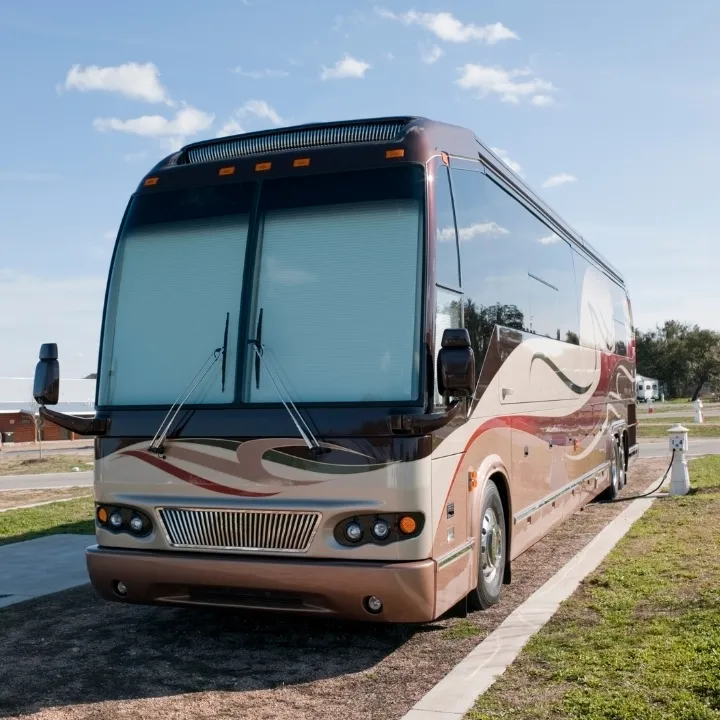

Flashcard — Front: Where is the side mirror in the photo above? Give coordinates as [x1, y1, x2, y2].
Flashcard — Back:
[437, 329, 475, 398]
[33, 343, 60, 406]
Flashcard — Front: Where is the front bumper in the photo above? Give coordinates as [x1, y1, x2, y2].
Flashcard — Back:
[86, 545, 437, 623]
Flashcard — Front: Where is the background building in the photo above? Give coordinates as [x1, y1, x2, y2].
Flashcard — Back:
[0, 377, 96, 443]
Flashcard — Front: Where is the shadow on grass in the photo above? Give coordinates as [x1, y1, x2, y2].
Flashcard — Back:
[0, 584, 436, 717]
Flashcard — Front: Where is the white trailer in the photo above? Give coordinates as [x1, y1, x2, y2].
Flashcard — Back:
[636, 374, 660, 402]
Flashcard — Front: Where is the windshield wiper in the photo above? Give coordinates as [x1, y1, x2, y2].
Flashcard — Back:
[221, 311, 229, 393]
[249, 309, 321, 452]
[148, 341, 225, 457]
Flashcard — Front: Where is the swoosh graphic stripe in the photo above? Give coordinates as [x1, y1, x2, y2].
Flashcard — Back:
[122, 449, 279, 498]
[530, 353, 593, 395]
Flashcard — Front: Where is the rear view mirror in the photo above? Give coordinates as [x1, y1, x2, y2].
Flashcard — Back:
[33, 343, 60, 406]
[437, 329, 475, 398]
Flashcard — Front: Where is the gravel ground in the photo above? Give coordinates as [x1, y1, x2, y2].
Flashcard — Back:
[0, 457, 671, 720]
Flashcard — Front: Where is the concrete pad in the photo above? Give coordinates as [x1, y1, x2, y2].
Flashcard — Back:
[0, 534, 92, 608]
[400, 477, 665, 719]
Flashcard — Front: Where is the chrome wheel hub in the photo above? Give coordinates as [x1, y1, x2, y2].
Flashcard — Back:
[481, 507, 503, 583]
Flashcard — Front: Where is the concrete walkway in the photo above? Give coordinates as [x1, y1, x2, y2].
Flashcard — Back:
[639, 438, 720, 458]
[0, 535, 92, 608]
[0, 471, 93, 491]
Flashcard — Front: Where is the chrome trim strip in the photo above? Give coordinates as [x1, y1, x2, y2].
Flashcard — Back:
[436, 538, 475, 569]
[156, 507, 322, 554]
[628, 443, 640, 457]
[514, 461, 611, 524]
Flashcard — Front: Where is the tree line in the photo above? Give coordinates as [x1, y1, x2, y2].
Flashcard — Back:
[636, 321, 720, 401]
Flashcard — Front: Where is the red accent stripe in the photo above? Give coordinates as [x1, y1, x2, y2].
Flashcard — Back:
[122, 449, 279, 498]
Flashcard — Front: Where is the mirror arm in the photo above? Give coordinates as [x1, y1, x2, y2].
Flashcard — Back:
[388, 398, 462, 434]
[39, 407, 109, 437]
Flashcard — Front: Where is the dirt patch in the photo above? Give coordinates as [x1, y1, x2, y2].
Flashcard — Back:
[0, 455, 94, 477]
[0, 458, 671, 720]
[0, 488, 91, 511]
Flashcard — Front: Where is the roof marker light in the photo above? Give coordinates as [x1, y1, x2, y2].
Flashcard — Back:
[144, 177, 159, 186]
[255, 162, 272, 172]
[385, 149, 405, 159]
[218, 166, 235, 176]
[293, 157, 311, 167]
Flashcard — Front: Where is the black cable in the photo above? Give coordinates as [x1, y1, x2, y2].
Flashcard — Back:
[604, 448, 677, 503]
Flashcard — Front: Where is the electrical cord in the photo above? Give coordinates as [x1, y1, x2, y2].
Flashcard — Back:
[604, 448, 676, 503]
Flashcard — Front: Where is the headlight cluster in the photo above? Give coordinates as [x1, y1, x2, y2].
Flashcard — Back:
[334, 512, 424, 547]
[96, 504, 152, 537]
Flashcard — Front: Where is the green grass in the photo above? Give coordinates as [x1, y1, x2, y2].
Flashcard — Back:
[445, 619, 484, 640]
[467, 456, 720, 720]
[637, 423, 720, 439]
[0, 454, 94, 477]
[0, 496, 95, 546]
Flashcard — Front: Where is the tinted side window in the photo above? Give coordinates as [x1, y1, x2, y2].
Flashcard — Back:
[449, 166, 579, 360]
[450, 167, 528, 363]
[434, 165, 460, 289]
[610, 280, 630, 356]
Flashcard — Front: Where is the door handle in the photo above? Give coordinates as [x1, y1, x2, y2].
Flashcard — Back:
[502, 387, 513, 399]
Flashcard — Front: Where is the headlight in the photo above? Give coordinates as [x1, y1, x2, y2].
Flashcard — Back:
[371, 520, 390, 540]
[96, 504, 153, 537]
[345, 521, 363, 542]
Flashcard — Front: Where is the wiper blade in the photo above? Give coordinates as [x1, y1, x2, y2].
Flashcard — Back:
[221, 311, 229, 393]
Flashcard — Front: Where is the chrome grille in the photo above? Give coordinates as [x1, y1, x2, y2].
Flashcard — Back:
[158, 508, 320, 553]
[184, 121, 406, 164]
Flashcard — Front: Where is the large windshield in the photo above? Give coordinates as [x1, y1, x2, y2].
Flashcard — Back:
[97, 165, 424, 407]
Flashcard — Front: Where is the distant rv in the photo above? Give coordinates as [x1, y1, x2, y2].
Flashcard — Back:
[32, 115, 638, 623]
[636, 374, 660, 402]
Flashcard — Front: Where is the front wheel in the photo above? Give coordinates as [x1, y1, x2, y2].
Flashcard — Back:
[468, 481, 506, 611]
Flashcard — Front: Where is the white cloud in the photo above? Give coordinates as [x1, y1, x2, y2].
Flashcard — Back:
[63, 62, 172, 105]
[421, 44, 444, 64]
[456, 64, 556, 104]
[542, 173, 577, 188]
[377, 8, 517, 44]
[531, 94, 554, 107]
[216, 119, 245, 138]
[0, 270, 105, 378]
[231, 66, 289, 79]
[238, 100, 283, 126]
[438, 222, 509, 243]
[490, 147, 523, 176]
[320, 53, 371, 80]
[93, 105, 214, 151]
[538, 233, 561, 245]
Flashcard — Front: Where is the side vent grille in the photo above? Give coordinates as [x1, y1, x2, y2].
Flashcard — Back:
[184, 121, 407, 164]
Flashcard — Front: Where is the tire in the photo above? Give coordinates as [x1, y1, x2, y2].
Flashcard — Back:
[601, 436, 623, 501]
[468, 481, 506, 611]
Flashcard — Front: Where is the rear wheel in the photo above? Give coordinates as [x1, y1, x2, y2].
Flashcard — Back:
[601, 436, 623, 501]
[468, 481, 506, 611]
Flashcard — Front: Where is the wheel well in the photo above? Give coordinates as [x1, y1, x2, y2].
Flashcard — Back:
[488, 471, 512, 585]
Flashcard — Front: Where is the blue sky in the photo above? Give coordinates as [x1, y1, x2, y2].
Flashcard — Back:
[1, 0, 718, 378]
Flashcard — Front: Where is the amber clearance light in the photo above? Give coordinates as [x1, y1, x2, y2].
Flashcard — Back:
[385, 148, 405, 159]
[398, 516, 417, 535]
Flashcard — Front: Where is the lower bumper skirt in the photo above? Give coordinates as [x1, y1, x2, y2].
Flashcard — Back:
[86, 545, 437, 623]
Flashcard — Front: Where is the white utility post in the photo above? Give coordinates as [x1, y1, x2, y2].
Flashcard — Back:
[667, 424, 691, 496]
[647, 397, 654, 414]
[694, 398, 704, 424]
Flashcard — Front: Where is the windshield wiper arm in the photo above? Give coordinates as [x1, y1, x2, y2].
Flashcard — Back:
[148, 344, 225, 457]
[249, 317, 320, 452]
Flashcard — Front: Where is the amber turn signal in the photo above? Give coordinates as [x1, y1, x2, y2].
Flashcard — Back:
[97, 507, 108, 523]
[398, 516, 417, 535]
